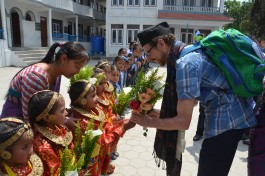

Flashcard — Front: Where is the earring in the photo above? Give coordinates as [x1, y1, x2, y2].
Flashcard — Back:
[80, 98, 87, 105]
[48, 115, 56, 121]
[1, 151, 11, 160]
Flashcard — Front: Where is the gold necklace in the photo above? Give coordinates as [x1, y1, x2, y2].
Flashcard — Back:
[74, 107, 106, 122]
[0, 154, 43, 176]
[97, 93, 110, 106]
[34, 124, 73, 146]
[28, 154, 44, 176]
[105, 81, 114, 93]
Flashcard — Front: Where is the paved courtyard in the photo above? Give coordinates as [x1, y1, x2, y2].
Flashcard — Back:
[0, 59, 249, 176]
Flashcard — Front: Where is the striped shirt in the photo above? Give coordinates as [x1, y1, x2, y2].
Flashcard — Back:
[9, 65, 49, 119]
[176, 51, 256, 138]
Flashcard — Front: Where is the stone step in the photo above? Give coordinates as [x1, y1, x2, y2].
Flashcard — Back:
[14, 50, 48, 54]
[21, 57, 44, 61]
[24, 60, 42, 66]
[11, 47, 49, 51]
[17, 53, 46, 58]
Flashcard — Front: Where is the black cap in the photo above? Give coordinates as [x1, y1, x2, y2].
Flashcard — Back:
[137, 22, 171, 47]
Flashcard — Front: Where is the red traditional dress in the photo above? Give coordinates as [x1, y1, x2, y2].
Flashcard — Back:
[97, 94, 126, 174]
[72, 106, 124, 175]
[104, 81, 116, 109]
[0, 153, 44, 176]
[33, 124, 73, 176]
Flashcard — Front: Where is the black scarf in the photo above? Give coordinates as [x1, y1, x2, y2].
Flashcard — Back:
[153, 41, 185, 176]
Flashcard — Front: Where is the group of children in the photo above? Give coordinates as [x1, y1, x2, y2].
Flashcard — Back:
[110, 41, 150, 93]
[0, 59, 139, 175]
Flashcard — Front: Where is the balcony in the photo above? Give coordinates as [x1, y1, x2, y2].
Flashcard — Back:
[93, 10, 106, 21]
[163, 5, 220, 13]
[34, 0, 93, 17]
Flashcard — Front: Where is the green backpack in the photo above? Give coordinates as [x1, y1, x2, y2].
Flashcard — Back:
[180, 28, 265, 98]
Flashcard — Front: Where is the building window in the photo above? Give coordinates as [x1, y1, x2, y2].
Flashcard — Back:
[127, 25, 139, 44]
[143, 25, 152, 29]
[144, 0, 156, 6]
[128, 0, 139, 6]
[183, 0, 195, 6]
[25, 13, 32, 21]
[165, 0, 176, 6]
[111, 24, 123, 44]
[25, 11, 34, 21]
[52, 19, 63, 37]
[181, 28, 194, 44]
[201, 0, 213, 7]
[112, 0, 124, 6]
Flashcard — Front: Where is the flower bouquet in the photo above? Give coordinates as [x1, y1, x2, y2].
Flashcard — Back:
[59, 121, 103, 175]
[129, 68, 164, 136]
[112, 87, 133, 117]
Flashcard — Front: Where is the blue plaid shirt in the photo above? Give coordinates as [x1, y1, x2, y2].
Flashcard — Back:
[176, 51, 256, 138]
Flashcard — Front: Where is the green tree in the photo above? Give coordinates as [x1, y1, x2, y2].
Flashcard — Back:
[250, 0, 265, 39]
[223, 0, 253, 33]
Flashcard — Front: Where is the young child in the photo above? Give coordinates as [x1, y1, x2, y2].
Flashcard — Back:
[126, 53, 136, 86]
[118, 47, 127, 58]
[0, 117, 44, 175]
[92, 68, 136, 171]
[109, 65, 121, 93]
[95, 59, 111, 80]
[124, 59, 131, 88]
[95, 60, 115, 106]
[69, 79, 130, 175]
[28, 90, 73, 176]
[113, 56, 125, 90]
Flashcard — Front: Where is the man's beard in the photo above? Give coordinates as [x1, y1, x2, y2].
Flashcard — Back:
[158, 52, 168, 66]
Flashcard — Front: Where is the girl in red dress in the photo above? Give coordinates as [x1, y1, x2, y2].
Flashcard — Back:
[92, 68, 135, 174]
[0, 117, 43, 175]
[28, 90, 73, 176]
[68, 78, 135, 175]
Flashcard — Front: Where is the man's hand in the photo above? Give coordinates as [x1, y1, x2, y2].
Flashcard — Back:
[147, 109, 160, 119]
[130, 111, 153, 127]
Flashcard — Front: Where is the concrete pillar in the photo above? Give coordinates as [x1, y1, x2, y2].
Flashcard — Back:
[219, 0, 224, 13]
[75, 15, 78, 41]
[48, 9, 52, 46]
[1, 0, 8, 66]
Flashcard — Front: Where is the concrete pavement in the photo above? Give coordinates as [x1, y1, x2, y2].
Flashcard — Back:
[0, 60, 249, 176]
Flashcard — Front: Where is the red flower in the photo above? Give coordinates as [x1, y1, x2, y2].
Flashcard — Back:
[129, 100, 140, 110]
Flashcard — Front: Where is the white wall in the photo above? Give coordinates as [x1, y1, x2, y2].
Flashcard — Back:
[23, 21, 41, 47]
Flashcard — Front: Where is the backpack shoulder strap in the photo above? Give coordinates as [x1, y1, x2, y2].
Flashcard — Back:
[180, 44, 202, 58]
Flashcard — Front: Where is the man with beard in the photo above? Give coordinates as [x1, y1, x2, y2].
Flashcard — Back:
[130, 22, 256, 176]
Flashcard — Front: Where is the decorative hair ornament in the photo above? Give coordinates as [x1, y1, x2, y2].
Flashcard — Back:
[89, 78, 97, 85]
[35, 92, 60, 121]
[58, 43, 64, 47]
[0, 118, 31, 156]
[74, 80, 92, 104]
[93, 72, 105, 79]
[96, 61, 109, 68]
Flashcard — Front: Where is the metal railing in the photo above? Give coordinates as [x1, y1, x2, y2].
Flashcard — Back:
[52, 33, 91, 42]
[34, 0, 93, 17]
[163, 5, 220, 13]
[0, 29, 3, 39]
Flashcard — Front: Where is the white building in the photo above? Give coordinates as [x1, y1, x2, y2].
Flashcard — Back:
[106, 0, 232, 57]
[0, 0, 106, 67]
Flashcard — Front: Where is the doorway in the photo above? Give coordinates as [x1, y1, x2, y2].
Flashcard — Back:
[11, 11, 21, 47]
[40, 16, 47, 47]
